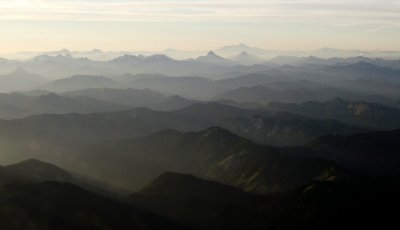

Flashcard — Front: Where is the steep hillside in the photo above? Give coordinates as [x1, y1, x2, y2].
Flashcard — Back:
[81, 127, 346, 193]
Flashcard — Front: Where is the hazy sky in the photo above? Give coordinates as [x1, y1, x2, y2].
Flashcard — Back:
[0, 0, 399, 52]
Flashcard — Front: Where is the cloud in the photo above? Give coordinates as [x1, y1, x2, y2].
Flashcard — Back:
[0, 0, 398, 25]
[0, 0, 398, 52]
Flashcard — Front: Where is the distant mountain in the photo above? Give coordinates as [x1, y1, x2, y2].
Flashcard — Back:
[268, 55, 303, 65]
[0, 58, 20, 78]
[2, 107, 209, 138]
[0, 92, 126, 119]
[0, 68, 48, 92]
[22, 89, 52, 96]
[172, 102, 263, 121]
[146, 54, 177, 64]
[0, 99, 368, 150]
[1, 52, 234, 79]
[232, 51, 264, 65]
[264, 80, 326, 90]
[321, 62, 400, 83]
[211, 63, 400, 101]
[129, 75, 223, 100]
[109, 54, 145, 65]
[22, 54, 100, 79]
[212, 99, 264, 110]
[110, 54, 176, 65]
[195, 51, 236, 66]
[107, 53, 244, 79]
[268, 55, 327, 66]
[64, 88, 200, 111]
[214, 85, 394, 105]
[218, 113, 366, 146]
[1, 50, 400, 80]
[314, 47, 363, 56]
[327, 79, 400, 98]
[215, 43, 272, 58]
[63, 88, 165, 107]
[268, 98, 400, 130]
[215, 73, 326, 91]
[173, 102, 365, 146]
[154, 95, 198, 111]
[267, 55, 400, 69]
[114, 73, 170, 84]
[0, 107, 212, 165]
[38, 75, 119, 92]
[212, 86, 290, 104]
[215, 73, 275, 89]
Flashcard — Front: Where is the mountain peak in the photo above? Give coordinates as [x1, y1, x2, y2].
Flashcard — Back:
[195, 51, 234, 65]
[207, 51, 217, 56]
[111, 54, 139, 62]
[146, 54, 173, 62]
[4, 159, 74, 184]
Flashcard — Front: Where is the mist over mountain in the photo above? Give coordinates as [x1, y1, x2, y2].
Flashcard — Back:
[0, 68, 48, 92]
[4, 44, 400, 62]
[0, 46, 399, 82]
[0, 92, 126, 119]
[63, 88, 199, 111]
[268, 98, 400, 130]
[214, 86, 393, 105]
[0, 159, 180, 230]
[3, 0, 400, 224]
[39, 75, 119, 92]
[195, 51, 236, 66]
[0, 42, 400, 229]
[74, 127, 347, 193]
[232, 51, 264, 65]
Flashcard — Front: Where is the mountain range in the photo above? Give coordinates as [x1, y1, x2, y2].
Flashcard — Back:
[3, 115, 396, 194]
[0, 44, 399, 229]
[0, 49, 400, 82]
[0, 159, 182, 230]
[268, 98, 400, 130]
[1, 155, 398, 230]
